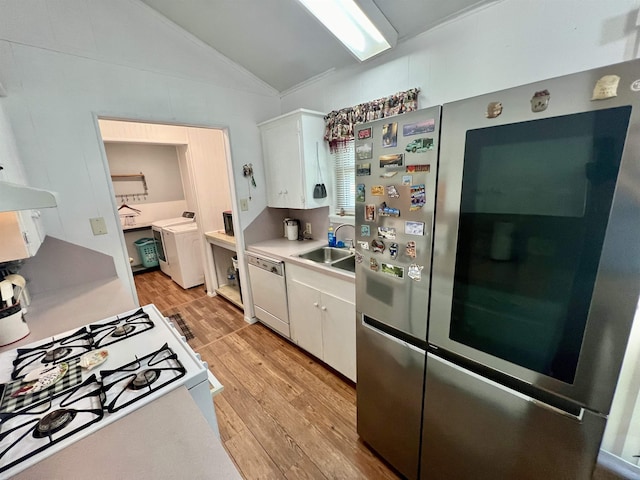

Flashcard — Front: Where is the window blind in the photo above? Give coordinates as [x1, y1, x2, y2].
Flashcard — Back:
[333, 140, 355, 214]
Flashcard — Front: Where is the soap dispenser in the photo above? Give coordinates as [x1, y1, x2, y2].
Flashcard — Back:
[328, 225, 336, 247]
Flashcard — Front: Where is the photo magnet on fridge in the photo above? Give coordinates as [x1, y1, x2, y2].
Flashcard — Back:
[357, 163, 371, 176]
[356, 143, 373, 160]
[410, 184, 426, 211]
[387, 185, 399, 198]
[371, 185, 385, 196]
[377, 226, 396, 240]
[358, 127, 372, 139]
[356, 184, 366, 202]
[365, 204, 376, 222]
[380, 154, 403, 168]
[402, 175, 412, 186]
[361, 225, 371, 237]
[381, 122, 398, 147]
[381, 263, 404, 278]
[405, 221, 425, 236]
[403, 119, 435, 136]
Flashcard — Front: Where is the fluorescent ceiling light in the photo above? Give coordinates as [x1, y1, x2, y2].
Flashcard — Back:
[298, 0, 396, 61]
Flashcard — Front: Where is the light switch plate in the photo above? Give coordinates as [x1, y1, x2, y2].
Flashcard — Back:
[90, 217, 108, 235]
[239, 198, 249, 211]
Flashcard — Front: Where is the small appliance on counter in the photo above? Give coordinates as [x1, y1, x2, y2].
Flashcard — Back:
[285, 219, 300, 241]
[0, 274, 29, 346]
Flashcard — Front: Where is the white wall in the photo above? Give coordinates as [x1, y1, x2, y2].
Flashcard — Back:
[0, 0, 280, 303]
[281, 0, 640, 465]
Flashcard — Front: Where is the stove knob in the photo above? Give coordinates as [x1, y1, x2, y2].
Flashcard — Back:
[271, 267, 277, 273]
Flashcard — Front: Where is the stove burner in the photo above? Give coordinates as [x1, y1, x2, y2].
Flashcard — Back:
[112, 324, 135, 337]
[128, 369, 160, 390]
[33, 409, 77, 438]
[42, 347, 72, 363]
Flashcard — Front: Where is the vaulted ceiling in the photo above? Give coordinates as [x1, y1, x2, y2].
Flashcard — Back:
[141, 0, 495, 93]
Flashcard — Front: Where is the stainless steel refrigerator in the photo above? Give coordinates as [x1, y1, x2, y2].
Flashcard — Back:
[422, 59, 640, 479]
[355, 106, 441, 479]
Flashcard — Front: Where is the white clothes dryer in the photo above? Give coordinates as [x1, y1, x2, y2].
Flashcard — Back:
[163, 223, 204, 289]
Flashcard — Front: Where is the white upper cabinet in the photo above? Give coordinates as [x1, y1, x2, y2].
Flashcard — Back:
[259, 109, 331, 209]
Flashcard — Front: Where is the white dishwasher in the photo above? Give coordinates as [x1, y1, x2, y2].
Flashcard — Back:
[246, 252, 290, 338]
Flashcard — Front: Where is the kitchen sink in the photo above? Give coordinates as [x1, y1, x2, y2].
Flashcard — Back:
[331, 255, 355, 273]
[298, 246, 353, 263]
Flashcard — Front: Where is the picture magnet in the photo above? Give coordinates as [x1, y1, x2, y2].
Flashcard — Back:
[365, 204, 376, 222]
[371, 185, 385, 196]
[380, 171, 398, 178]
[405, 221, 425, 236]
[356, 184, 365, 202]
[380, 154, 403, 168]
[402, 175, 412, 186]
[405, 164, 430, 173]
[378, 202, 400, 217]
[389, 243, 399, 259]
[381, 263, 404, 278]
[408, 264, 424, 281]
[371, 239, 385, 253]
[370, 258, 379, 271]
[382, 123, 398, 147]
[361, 224, 370, 237]
[410, 184, 426, 211]
[403, 119, 435, 136]
[356, 163, 371, 176]
[358, 241, 370, 251]
[377, 226, 396, 240]
[355, 251, 364, 264]
[405, 137, 434, 153]
[592, 75, 620, 100]
[358, 127, 372, 140]
[631, 79, 640, 92]
[387, 185, 399, 198]
[406, 241, 416, 258]
[356, 143, 373, 160]
[530, 89, 550, 113]
[486, 102, 503, 118]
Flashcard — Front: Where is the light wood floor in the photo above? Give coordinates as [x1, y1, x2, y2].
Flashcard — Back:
[134, 271, 400, 480]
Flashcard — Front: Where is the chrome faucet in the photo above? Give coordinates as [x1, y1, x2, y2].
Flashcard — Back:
[334, 223, 355, 249]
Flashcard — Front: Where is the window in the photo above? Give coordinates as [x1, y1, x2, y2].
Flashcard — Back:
[332, 139, 355, 215]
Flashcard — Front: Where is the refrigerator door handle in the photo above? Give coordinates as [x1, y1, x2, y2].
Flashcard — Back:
[362, 315, 426, 355]
[429, 352, 587, 422]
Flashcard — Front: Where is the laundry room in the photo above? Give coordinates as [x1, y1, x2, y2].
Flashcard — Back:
[99, 119, 233, 295]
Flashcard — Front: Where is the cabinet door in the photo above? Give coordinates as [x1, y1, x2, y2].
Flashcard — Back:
[260, 116, 304, 208]
[321, 291, 356, 381]
[287, 278, 323, 358]
[0, 211, 30, 262]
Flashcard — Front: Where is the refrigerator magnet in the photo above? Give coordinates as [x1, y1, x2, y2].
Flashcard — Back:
[389, 243, 399, 259]
[410, 184, 426, 211]
[356, 143, 373, 160]
[387, 185, 400, 198]
[371, 239, 385, 253]
[380, 171, 398, 178]
[402, 175, 412, 186]
[405, 137, 434, 153]
[381, 122, 398, 147]
[355, 252, 363, 264]
[371, 185, 385, 196]
[377, 226, 396, 240]
[356, 184, 366, 202]
[358, 127, 372, 140]
[403, 119, 435, 136]
[406, 241, 416, 258]
[631, 79, 640, 92]
[365, 204, 376, 222]
[380, 154, 403, 168]
[370, 258, 379, 271]
[531, 89, 550, 112]
[592, 75, 620, 100]
[381, 263, 404, 278]
[358, 241, 370, 250]
[408, 264, 424, 281]
[357, 163, 371, 176]
[378, 202, 400, 217]
[361, 225, 370, 237]
[405, 221, 425, 236]
[405, 164, 430, 173]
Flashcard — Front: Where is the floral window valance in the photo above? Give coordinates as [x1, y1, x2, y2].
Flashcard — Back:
[324, 88, 420, 152]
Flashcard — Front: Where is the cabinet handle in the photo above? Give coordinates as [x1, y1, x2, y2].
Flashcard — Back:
[283, 189, 288, 194]
[313, 302, 319, 307]
[321, 306, 327, 311]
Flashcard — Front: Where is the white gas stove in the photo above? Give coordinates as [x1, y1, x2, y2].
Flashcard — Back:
[0, 304, 219, 478]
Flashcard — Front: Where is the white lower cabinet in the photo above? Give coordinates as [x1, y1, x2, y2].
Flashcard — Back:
[286, 263, 356, 382]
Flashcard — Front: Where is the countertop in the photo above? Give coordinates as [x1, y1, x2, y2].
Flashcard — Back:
[204, 230, 236, 251]
[14, 387, 241, 480]
[1, 278, 241, 479]
[247, 237, 355, 282]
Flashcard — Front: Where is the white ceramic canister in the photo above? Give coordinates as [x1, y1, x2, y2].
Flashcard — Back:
[286, 220, 299, 241]
[0, 303, 29, 346]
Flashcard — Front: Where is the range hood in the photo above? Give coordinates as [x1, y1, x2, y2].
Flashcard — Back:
[0, 181, 57, 212]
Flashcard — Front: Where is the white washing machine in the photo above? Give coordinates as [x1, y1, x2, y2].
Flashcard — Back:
[163, 223, 204, 289]
[151, 212, 195, 277]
